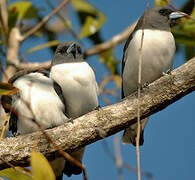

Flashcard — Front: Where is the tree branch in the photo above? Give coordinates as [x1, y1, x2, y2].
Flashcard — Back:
[0, 0, 8, 44]
[21, 0, 71, 42]
[15, 22, 137, 71]
[0, 57, 194, 169]
[84, 22, 137, 57]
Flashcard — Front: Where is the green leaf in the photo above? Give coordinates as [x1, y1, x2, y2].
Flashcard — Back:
[23, 40, 60, 55]
[100, 49, 119, 74]
[8, 1, 38, 20]
[8, 1, 38, 31]
[182, 5, 195, 33]
[0, 167, 32, 180]
[79, 13, 105, 38]
[72, 0, 97, 14]
[154, 0, 170, 6]
[31, 151, 55, 180]
[71, 0, 106, 38]
[0, 82, 19, 95]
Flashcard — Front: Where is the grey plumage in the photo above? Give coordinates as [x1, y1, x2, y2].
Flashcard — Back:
[122, 6, 185, 145]
[1, 70, 68, 178]
[50, 41, 99, 177]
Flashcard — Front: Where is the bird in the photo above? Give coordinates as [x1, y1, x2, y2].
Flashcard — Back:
[50, 41, 99, 177]
[121, 6, 185, 145]
[1, 70, 68, 180]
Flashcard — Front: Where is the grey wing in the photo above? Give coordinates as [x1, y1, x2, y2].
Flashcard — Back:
[121, 33, 134, 99]
[8, 69, 49, 84]
[1, 95, 12, 113]
[121, 16, 144, 98]
[1, 94, 18, 136]
[9, 111, 18, 136]
[53, 81, 66, 115]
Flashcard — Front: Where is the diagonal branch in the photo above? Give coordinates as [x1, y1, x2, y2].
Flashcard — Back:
[0, 57, 194, 169]
[16, 22, 137, 71]
[84, 22, 137, 57]
[21, 0, 71, 42]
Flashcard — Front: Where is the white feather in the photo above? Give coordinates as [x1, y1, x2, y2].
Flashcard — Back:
[12, 72, 68, 135]
[50, 61, 99, 118]
[122, 29, 175, 144]
[123, 29, 175, 96]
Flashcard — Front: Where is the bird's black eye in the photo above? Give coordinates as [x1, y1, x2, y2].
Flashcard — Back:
[159, 9, 168, 16]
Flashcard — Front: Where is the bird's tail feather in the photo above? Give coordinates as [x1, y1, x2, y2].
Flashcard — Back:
[63, 147, 85, 177]
[50, 156, 65, 180]
[122, 117, 148, 146]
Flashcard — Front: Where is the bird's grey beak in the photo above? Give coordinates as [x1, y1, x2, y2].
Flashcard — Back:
[67, 43, 76, 54]
[169, 11, 185, 19]
[66, 43, 77, 58]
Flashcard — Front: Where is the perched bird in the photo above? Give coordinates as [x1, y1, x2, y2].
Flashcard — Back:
[1, 70, 68, 179]
[121, 6, 185, 145]
[50, 42, 99, 177]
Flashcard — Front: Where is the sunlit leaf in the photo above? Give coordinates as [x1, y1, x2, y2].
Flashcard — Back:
[0, 167, 32, 180]
[23, 40, 60, 55]
[112, 75, 122, 88]
[72, 0, 97, 14]
[100, 49, 119, 74]
[8, 1, 38, 20]
[71, 0, 106, 38]
[79, 14, 105, 38]
[8, 1, 38, 31]
[0, 82, 19, 95]
[31, 151, 55, 180]
[154, 0, 170, 6]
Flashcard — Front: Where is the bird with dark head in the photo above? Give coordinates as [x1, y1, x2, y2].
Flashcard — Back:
[1, 70, 69, 179]
[50, 41, 99, 177]
[52, 41, 83, 66]
[122, 6, 186, 146]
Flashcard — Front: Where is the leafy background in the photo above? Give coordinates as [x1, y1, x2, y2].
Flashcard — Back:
[0, 0, 195, 180]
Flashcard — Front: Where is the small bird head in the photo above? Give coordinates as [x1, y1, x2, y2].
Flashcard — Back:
[52, 42, 83, 66]
[141, 6, 186, 30]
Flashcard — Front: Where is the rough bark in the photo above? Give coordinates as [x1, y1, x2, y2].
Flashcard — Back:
[0, 57, 194, 169]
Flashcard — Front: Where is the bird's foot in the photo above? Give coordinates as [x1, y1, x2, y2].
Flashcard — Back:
[67, 117, 74, 123]
[13, 132, 20, 137]
[162, 69, 172, 76]
[93, 105, 101, 111]
[142, 82, 149, 89]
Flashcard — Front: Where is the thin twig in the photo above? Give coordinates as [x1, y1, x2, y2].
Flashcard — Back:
[21, 0, 71, 41]
[136, 14, 145, 180]
[84, 22, 137, 57]
[102, 139, 154, 179]
[45, 0, 85, 47]
[23, 87, 88, 180]
[1, 89, 88, 180]
[0, 0, 8, 46]
[0, 157, 32, 178]
[0, 115, 9, 141]
[15, 22, 136, 71]
[33, 119, 88, 180]
[113, 134, 123, 180]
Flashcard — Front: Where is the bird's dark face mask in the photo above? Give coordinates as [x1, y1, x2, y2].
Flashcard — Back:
[52, 42, 83, 66]
[158, 8, 185, 27]
[144, 7, 186, 30]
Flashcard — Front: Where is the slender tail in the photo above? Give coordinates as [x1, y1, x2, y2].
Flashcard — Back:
[63, 147, 85, 177]
[122, 117, 148, 146]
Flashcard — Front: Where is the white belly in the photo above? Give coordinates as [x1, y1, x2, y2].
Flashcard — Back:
[13, 73, 68, 135]
[123, 29, 175, 96]
[50, 62, 99, 118]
